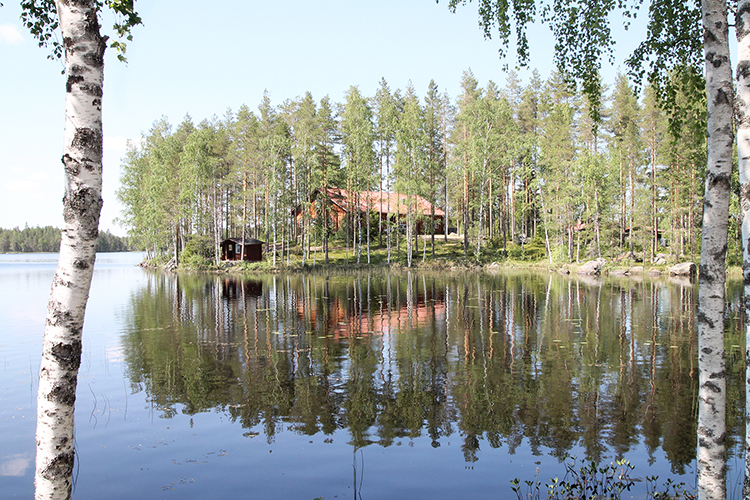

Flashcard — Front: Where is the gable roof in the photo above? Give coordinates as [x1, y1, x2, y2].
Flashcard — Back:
[317, 188, 445, 217]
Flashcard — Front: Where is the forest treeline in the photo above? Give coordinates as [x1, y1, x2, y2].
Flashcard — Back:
[0, 226, 131, 253]
[118, 68, 720, 267]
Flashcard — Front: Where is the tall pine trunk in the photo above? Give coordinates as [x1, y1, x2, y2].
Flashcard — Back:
[35, 2, 105, 499]
[628, 164, 635, 253]
[366, 196, 371, 264]
[697, 0, 733, 497]
[431, 202, 436, 257]
[242, 173, 248, 260]
[444, 165, 449, 243]
[323, 197, 330, 264]
[651, 136, 658, 260]
[463, 125, 470, 255]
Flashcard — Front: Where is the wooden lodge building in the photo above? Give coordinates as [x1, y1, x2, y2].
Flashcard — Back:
[220, 238, 264, 262]
[293, 188, 445, 234]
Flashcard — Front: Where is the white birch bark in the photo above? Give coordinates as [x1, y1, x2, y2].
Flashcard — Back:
[697, 0, 733, 497]
[538, 185, 553, 264]
[406, 202, 413, 268]
[35, 1, 105, 499]
[736, 1, 750, 495]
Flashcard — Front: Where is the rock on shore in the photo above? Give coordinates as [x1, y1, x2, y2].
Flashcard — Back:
[669, 262, 696, 276]
[577, 258, 606, 276]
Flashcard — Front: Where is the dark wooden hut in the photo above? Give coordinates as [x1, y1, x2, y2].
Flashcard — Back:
[220, 238, 264, 262]
[221, 278, 262, 300]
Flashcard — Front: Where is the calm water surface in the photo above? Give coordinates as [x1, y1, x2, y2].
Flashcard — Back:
[1, 253, 746, 498]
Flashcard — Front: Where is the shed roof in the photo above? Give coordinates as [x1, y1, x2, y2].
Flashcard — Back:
[223, 238, 264, 245]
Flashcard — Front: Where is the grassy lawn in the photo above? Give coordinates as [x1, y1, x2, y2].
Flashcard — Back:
[162, 233, 702, 274]
[222, 234, 551, 273]
[256, 237, 466, 268]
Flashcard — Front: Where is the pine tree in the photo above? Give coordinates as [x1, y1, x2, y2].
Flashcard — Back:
[516, 71, 542, 241]
[395, 82, 427, 267]
[231, 104, 262, 252]
[341, 86, 376, 264]
[538, 72, 577, 261]
[453, 70, 481, 255]
[424, 80, 446, 257]
[373, 79, 399, 259]
[283, 92, 319, 264]
[314, 96, 342, 264]
[608, 74, 644, 257]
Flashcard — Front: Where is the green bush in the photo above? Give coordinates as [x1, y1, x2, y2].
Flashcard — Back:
[505, 237, 546, 261]
[180, 235, 214, 269]
[180, 252, 211, 270]
[511, 457, 696, 500]
[184, 235, 213, 258]
[142, 252, 170, 267]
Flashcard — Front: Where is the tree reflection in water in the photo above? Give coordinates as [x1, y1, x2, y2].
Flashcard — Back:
[119, 271, 745, 480]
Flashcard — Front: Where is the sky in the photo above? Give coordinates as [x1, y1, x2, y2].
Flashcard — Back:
[0, 0, 646, 236]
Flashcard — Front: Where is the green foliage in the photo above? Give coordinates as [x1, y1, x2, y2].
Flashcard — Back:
[546, 243, 569, 264]
[141, 252, 171, 268]
[506, 237, 546, 261]
[95, 229, 131, 252]
[446, 0, 536, 67]
[627, 6, 702, 123]
[331, 216, 352, 244]
[116, 69, 708, 269]
[184, 235, 214, 260]
[180, 235, 214, 270]
[0, 225, 60, 252]
[0, 226, 129, 253]
[20, 0, 142, 62]
[19, 0, 59, 58]
[233, 259, 277, 272]
[445, 0, 704, 128]
[511, 458, 697, 500]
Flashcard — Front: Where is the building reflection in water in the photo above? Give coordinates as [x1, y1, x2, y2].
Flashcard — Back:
[120, 272, 744, 477]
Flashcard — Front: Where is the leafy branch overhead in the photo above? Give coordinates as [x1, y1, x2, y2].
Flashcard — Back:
[443, 0, 704, 124]
[19, 0, 142, 62]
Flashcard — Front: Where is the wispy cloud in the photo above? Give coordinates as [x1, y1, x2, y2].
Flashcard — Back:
[0, 24, 23, 45]
[0, 454, 31, 477]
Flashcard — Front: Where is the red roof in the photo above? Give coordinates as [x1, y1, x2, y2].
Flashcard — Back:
[319, 188, 445, 217]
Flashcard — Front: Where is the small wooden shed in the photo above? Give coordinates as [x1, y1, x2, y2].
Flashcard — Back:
[220, 238, 264, 262]
[221, 278, 263, 300]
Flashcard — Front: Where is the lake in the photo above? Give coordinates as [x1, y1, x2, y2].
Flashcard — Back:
[1, 253, 746, 498]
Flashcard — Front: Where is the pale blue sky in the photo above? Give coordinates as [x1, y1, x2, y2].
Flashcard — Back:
[0, 1, 643, 236]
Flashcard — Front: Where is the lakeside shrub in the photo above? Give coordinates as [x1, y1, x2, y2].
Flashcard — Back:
[511, 458, 696, 500]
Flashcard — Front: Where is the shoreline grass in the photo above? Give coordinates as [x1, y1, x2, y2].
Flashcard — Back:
[139, 236, 715, 279]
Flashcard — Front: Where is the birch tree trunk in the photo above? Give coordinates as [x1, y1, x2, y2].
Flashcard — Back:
[736, 1, 750, 495]
[35, 2, 105, 499]
[406, 204, 413, 268]
[538, 186, 553, 264]
[697, 0, 733, 497]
